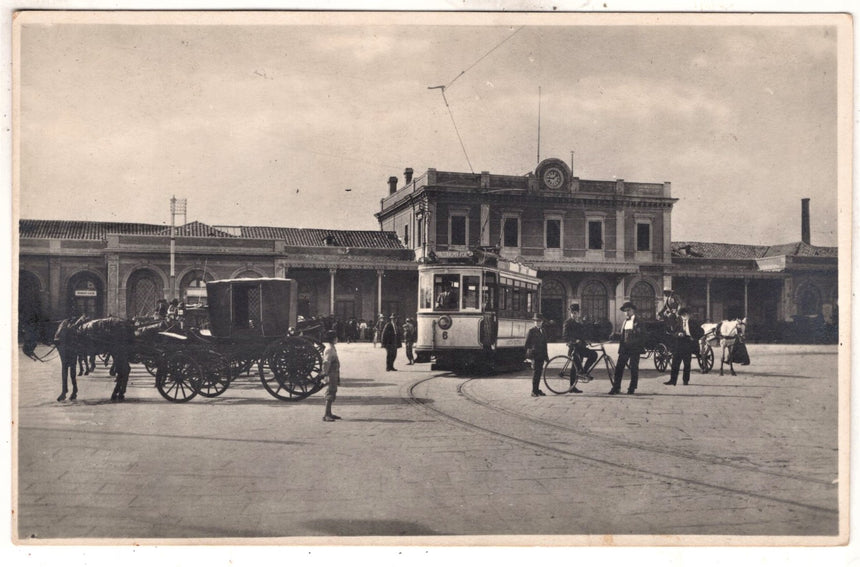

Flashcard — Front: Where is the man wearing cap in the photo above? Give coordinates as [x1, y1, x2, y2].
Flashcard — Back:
[402, 317, 416, 365]
[610, 301, 644, 395]
[524, 313, 549, 397]
[381, 314, 402, 371]
[664, 307, 704, 386]
[562, 304, 594, 393]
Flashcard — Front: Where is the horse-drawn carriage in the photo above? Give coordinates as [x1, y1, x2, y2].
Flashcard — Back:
[630, 318, 714, 374]
[50, 278, 327, 403]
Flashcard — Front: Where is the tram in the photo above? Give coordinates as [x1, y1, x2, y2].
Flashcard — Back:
[414, 248, 541, 371]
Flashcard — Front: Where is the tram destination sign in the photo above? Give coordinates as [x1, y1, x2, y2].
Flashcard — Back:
[74, 290, 97, 297]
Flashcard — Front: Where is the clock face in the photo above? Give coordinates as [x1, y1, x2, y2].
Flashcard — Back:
[543, 167, 564, 189]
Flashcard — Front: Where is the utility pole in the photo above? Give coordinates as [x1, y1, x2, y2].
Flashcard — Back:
[170, 196, 187, 299]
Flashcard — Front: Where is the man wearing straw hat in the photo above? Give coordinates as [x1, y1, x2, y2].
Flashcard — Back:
[609, 301, 644, 395]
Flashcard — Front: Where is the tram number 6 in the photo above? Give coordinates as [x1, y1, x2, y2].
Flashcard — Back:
[442, 331, 448, 340]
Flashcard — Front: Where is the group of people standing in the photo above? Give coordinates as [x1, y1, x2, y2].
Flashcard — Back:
[525, 301, 706, 397]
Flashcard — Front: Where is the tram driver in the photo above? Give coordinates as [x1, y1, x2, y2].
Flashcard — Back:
[435, 282, 459, 310]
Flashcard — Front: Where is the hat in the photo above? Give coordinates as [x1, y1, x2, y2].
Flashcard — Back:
[620, 301, 637, 311]
[678, 307, 690, 316]
[569, 303, 580, 313]
[532, 312, 544, 320]
[389, 313, 397, 319]
[324, 330, 338, 342]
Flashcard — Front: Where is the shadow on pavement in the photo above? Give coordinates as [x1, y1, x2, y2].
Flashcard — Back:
[302, 519, 443, 536]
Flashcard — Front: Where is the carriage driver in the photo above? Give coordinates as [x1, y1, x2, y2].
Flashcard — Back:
[562, 304, 596, 389]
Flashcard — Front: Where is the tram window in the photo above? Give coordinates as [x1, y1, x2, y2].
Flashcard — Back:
[482, 272, 497, 311]
[418, 271, 434, 309]
[462, 276, 480, 310]
[434, 274, 460, 310]
[512, 289, 522, 312]
[526, 290, 534, 314]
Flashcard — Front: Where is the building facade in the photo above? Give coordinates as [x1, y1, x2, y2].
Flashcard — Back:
[18, 163, 838, 344]
[18, 220, 417, 334]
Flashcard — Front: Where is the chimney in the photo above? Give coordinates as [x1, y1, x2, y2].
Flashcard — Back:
[404, 168, 414, 185]
[388, 176, 398, 195]
[801, 198, 811, 245]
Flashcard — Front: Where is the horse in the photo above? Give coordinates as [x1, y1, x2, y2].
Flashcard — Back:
[55, 316, 135, 402]
[717, 317, 747, 376]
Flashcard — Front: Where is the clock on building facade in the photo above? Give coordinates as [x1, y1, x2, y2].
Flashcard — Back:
[535, 158, 571, 191]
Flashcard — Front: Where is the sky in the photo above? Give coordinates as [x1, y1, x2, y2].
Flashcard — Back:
[16, 12, 845, 246]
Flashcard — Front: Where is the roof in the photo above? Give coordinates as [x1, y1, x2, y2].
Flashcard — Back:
[19, 219, 406, 250]
[672, 241, 837, 259]
[19, 219, 166, 240]
[220, 226, 405, 249]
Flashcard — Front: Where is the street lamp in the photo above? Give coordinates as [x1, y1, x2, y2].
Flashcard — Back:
[170, 196, 187, 299]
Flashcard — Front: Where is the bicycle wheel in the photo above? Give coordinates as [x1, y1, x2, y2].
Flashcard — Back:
[543, 355, 576, 394]
[603, 354, 616, 382]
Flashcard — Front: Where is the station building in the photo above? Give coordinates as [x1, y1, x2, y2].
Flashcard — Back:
[18, 157, 838, 343]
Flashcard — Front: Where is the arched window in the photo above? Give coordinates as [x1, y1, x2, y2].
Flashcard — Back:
[630, 281, 656, 320]
[797, 283, 821, 316]
[581, 280, 608, 323]
[235, 270, 264, 279]
[67, 272, 104, 319]
[180, 269, 213, 307]
[19, 271, 44, 339]
[127, 269, 163, 318]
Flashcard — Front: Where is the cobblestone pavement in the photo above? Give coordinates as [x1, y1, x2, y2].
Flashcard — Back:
[14, 341, 842, 543]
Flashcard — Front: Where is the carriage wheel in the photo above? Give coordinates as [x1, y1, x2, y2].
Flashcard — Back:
[654, 343, 672, 372]
[156, 352, 201, 403]
[198, 352, 232, 398]
[543, 355, 576, 394]
[698, 343, 714, 374]
[259, 337, 324, 401]
[143, 357, 160, 377]
[229, 356, 255, 378]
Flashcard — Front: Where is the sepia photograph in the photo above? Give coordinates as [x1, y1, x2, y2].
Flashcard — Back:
[8, 5, 853, 559]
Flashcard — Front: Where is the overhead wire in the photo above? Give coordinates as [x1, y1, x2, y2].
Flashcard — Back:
[429, 26, 525, 174]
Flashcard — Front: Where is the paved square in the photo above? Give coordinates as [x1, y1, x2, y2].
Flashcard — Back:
[15, 342, 841, 542]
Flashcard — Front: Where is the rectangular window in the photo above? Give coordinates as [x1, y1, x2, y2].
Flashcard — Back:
[503, 217, 519, 247]
[434, 274, 460, 311]
[546, 219, 561, 249]
[417, 220, 423, 247]
[404, 224, 409, 246]
[451, 215, 466, 246]
[588, 221, 603, 250]
[637, 223, 650, 251]
[462, 275, 481, 310]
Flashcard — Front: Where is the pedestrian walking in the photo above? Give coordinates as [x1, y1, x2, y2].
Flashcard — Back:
[358, 319, 368, 341]
[524, 312, 549, 397]
[561, 303, 594, 393]
[373, 313, 385, 347]
[403, 318, 416, 365]
[664, 307, 704, 386]
[319, 330, 341, 422]
[609, 301, 644, 395]
[381, 314, 402, 371]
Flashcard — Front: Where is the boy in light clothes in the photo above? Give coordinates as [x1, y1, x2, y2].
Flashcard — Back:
[320, 330, 341, 422]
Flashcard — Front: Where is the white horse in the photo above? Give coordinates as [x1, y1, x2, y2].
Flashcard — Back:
[717, 318, 746, 376]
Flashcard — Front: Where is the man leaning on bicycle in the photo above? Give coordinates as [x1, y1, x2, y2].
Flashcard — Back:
[562, 303, 599, 382]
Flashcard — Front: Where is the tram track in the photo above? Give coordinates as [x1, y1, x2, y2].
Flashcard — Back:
[405, 374, 838, 519]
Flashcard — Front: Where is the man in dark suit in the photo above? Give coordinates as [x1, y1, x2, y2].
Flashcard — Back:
[610, 301, 644, 395]
[524, 313, 549, 397]
[381, 314, 402, 371]
[664, 307, 704, 386]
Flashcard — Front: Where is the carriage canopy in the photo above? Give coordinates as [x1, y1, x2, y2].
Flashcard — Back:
[206, 278, 297, 338]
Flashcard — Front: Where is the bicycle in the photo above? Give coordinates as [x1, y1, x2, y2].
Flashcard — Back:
[542, 342, 616, 394]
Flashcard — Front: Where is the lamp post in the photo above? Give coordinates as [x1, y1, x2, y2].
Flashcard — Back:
[169, 196, 187, 299]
